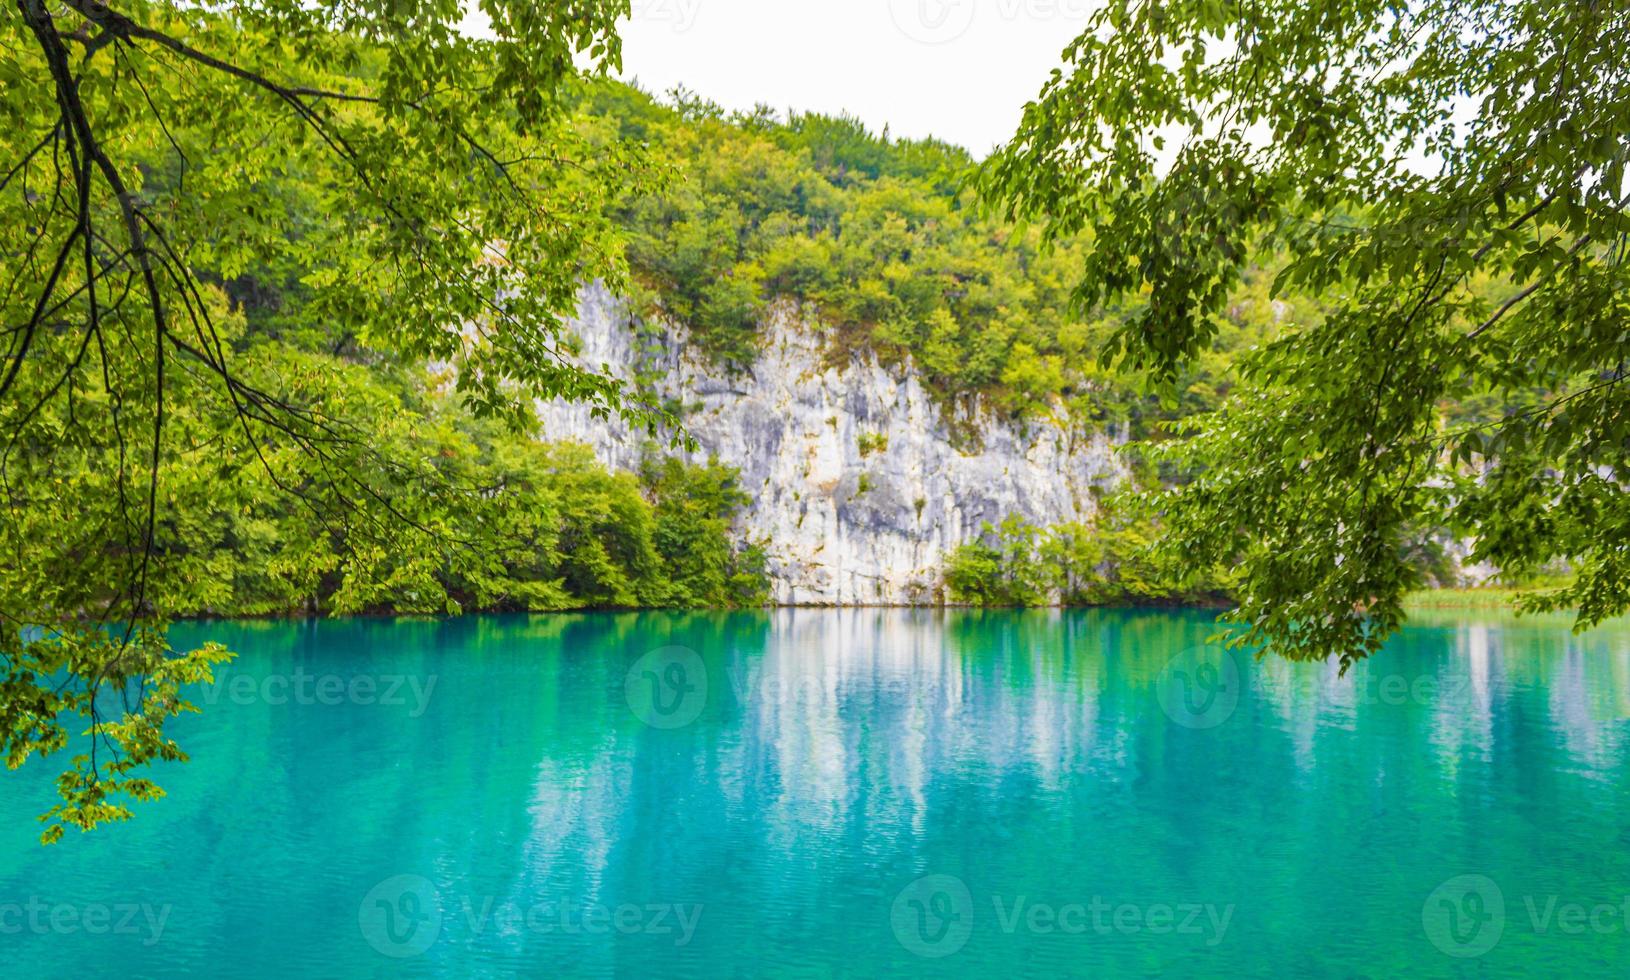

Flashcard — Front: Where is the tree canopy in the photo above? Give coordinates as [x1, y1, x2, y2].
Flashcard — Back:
[582, 81, 1305, 436]
[982, 0, 1630, 666]
[1, 0, 671, 841]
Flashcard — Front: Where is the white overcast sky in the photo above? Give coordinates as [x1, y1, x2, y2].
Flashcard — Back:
[615, 0, 1096, 156]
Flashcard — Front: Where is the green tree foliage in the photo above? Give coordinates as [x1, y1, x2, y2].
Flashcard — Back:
[642, 456, 771, 608]
[0, 0, 697, 841]
[944, 507, 1230, 608]
[981, 0, 1630, 665]
[945, 515, 1051, 607]
[6, 282, 762, 619]
[583, 83, 1289, 431]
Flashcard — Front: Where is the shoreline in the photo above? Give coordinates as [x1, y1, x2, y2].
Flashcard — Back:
[168, 588, 1572, 624]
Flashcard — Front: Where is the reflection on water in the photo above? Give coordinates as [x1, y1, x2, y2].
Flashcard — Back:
[1, 608, 1628, 977]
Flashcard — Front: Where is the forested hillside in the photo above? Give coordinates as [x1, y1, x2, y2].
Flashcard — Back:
[572, 80, 1555, 608]
[103, 76, 1286, 617]
[148, 77, 1508, 613]
[568, 81, 1303, 605]
[581, 81, 1308, 438]
[5, 68, 773, 621]
[10, 70, 1516, 620]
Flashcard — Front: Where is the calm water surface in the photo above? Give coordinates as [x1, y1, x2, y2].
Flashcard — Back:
[3, 608, 1629, 977]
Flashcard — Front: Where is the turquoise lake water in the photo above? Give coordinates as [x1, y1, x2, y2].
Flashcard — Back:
[2, 608, 1629, 977]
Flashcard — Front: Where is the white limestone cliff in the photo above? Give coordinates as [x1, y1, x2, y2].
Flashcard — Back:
[535, 284, 1129, 604]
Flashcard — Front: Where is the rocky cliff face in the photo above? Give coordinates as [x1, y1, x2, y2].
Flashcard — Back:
[536, 285, 1128, 604]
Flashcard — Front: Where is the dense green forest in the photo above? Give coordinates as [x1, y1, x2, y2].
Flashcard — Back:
[570, 80, 1556, 609]
[132, 79, 1483, 614]
[171, 279, 772, 615]
[9, 62, 1280, 626]
[941, 511, 1233, 608]
[8, 77, 776, 620]
[90, 77, 1288, 618]
[570, 81, 1307, 606]
[5, 70, 1548, 622]
[79, 72, 1555, 617]
[36, 269, 771, 616]
[580, 81, 1309, 436]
